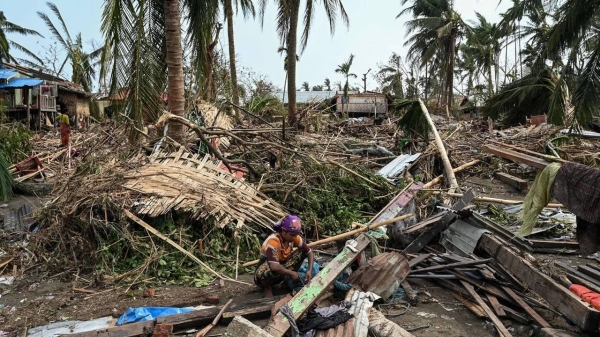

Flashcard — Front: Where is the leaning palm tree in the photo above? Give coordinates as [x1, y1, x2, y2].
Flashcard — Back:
[38, 3, 102, 92]
[260, 0, 349, 126]
[0, 11, 43, 64]
[335, 54, 357, 116]
[400, 0, 471, 109]
[377, 52, 406, 98]
[323, 78, 331, 91]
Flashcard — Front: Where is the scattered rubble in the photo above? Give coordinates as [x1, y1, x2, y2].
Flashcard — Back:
[3, 104, 600, 336]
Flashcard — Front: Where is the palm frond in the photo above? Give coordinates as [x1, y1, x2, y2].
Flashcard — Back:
[0, 151, 14, 203]
[392, 98, 430, 139]
[9, 41, 43, 64]
[47, 2, 73, 43]
[572, 42, 600, 126]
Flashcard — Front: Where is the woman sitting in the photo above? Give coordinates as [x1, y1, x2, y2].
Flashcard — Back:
[254, 215, 315, 297]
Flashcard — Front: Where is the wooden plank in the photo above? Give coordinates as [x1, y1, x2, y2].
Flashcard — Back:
[436, 278, 529, 324]
[404, 189, 475, 253]
[578, 265, 600, 282]
[450, 270, 515, 305]
[461, 281, 512, 337]
[450, 291, 486, 318]
[412, 258, 492, 274]
[157, 307, 221, 329]
[495, 172, 528, 191]
[587, 263, 600, 273]
[555, 262, 600, 289]
[528, 239, 579, 249]
[263, 234, 372, 337]
[482, 144, 548, 169]
[59, 321, 154, 337]
[485, 293, 506, 317]
[402, 215, 444, 234]
[479, 234, 600, 332]
[502, 286, 551, 328]
[408, 253, 432, 268]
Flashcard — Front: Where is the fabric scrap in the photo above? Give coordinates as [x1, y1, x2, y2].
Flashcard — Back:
[569, 284, 600, 311]
[314, 301, 351, 317]
[296, 306, 353, 332]
[517, 163, 561, 236]
[552, 162, 600, 224]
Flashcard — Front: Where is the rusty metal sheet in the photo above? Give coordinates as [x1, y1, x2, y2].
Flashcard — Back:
[346, 252, 410, 299]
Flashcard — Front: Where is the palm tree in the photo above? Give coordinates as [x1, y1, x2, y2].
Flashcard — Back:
[335, 54, 357, 116]
[400, 0, 471, 109]
[0, 11, 43, 64]
[224, 0, 255, 122]
[100, 0, 219, 143]
[260, 0, 349, 126]
[377, 52, 405, 98]
[462, 13, 503, 97]
[301, 81, 310, 91]
[38, 3, 102, 92]
[323, 78, 331, 91]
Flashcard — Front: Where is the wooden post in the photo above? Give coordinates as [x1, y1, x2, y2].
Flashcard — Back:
[26, 87, 31, 128]
[418, 98, 458, 191]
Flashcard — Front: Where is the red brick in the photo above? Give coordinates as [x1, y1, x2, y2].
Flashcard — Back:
[206, 295, 220, 305]
[143, 288, 156, 297]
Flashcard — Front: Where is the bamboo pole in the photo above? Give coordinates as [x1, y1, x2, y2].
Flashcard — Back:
[242, 213, 414, 267]
[430, 191, 564, 208]
[422, 160, 480, 189]
[419, 99, 458, 190]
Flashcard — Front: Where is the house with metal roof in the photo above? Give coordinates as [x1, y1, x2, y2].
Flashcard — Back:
[0, 62, 92, 129]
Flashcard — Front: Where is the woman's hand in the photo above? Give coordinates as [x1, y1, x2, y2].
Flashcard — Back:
[305, 270, 313, 283]
[290, 271, 300, 280]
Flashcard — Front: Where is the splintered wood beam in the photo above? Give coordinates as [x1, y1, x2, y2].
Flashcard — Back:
[501, 286, 551, 328]
[482, 144, 549, 169]
[461, 281, 512, 337]
[494, 172, 529, 191]
[404, 189, 475, 254]
[478, 233, 600, 332]
[485, 293, 506, 317]
[263, 234, 371, 337]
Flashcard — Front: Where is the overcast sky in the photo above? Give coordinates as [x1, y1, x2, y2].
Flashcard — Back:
[3, 0, 510, 92]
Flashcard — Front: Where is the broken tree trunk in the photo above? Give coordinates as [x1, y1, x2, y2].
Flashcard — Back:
[418, 98, 458, 191]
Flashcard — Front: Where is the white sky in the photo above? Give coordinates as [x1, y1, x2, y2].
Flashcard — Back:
[3, 0, 510, 91]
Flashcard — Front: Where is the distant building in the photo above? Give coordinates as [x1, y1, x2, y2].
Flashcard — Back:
[335, 91, 392, 117]
[0, 62, 91, 129]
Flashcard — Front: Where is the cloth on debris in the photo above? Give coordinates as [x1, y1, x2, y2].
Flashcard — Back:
[314, 301, 351, 317]
[333, 272, 352, 292]
[518, 162, 600, 237]
[116, 307, 194, 325]
[552, 162, 600, 224]
[569, 284, 600, 311]
[254, 248, 306, 287]
[517, 163, 561, 236]
[296, 305, 353, 333]
[279, 303, 313, 337]
[286, 261, 320, 293]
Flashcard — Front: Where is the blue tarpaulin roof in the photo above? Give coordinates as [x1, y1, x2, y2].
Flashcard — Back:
[0, 69, 17, 80]
[0, 77, 43, 89]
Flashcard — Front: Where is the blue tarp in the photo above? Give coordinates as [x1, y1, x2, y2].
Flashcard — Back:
[117, 307, 194, 325]
[0, 77, 43, 89]
[0, 69, 17, 80]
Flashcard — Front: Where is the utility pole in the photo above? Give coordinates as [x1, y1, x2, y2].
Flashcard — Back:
[362, 69, 371, 93]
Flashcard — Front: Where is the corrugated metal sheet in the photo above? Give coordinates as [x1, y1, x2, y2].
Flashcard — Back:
[346, 252, 410, 299]
[0, 77, 43, 89]
[377, 153, 422, 179]
[0, 69, 17, 80]
[315, 290, 380, 337]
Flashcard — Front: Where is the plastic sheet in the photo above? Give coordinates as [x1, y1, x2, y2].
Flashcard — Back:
[117, 307, 194, 325]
